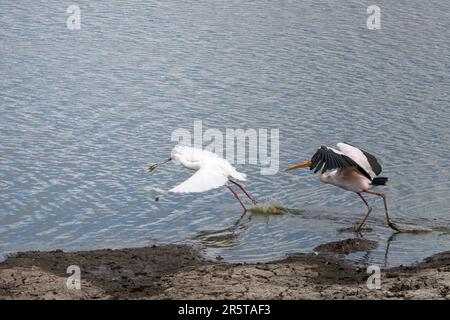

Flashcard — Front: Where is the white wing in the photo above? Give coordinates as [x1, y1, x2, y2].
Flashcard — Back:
[215, 157, 247, 181]
[336, 143, 376, 177]
[169, 165, 228, 193]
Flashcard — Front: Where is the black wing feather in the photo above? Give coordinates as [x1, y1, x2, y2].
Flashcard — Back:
[360, 149, 382, 175]
[310, 146, 372, 180]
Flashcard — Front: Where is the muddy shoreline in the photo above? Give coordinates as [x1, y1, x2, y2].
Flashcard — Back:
[1, 241, 449, 299]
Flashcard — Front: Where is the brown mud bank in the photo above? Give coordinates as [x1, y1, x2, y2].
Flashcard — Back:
[1, 240, 449, 299]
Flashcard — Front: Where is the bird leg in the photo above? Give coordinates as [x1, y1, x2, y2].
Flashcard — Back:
[354, 192, 373, 232]
[227, 185, 247, 211]
[228, 179, 257, 205]
[233, 209, 249, 227]
[362, 190, 400, 232]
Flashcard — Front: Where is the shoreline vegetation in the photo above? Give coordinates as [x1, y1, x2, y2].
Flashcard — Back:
[0, 242, 449, 299]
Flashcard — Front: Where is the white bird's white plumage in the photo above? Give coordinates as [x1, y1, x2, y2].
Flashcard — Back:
[169, 145, 246, 193]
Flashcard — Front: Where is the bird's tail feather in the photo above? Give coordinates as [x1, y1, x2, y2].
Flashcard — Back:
[371, 177, 388, 185]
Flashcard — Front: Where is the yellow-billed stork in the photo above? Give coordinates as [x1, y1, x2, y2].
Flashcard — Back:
[286, 142, 399, 232]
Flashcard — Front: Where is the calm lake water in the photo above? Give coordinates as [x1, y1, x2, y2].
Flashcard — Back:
[1, 1, 450, 267]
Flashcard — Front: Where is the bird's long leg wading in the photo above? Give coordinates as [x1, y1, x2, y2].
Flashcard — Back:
[355, 192, 373, 232]
[233, 209, 249, 227]
[362, 190, 400, 232]
[227, 185, 247, 211]
[228, 179, 257, 205]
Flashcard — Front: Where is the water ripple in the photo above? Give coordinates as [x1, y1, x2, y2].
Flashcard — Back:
[1, 0, 450, 267]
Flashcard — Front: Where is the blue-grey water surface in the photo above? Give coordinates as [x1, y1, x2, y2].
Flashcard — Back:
[1, 1, 450, 267]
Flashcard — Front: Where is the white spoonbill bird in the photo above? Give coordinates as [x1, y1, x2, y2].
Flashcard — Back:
[286, 142, 399, 232]
[148, 145, 257, 211]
